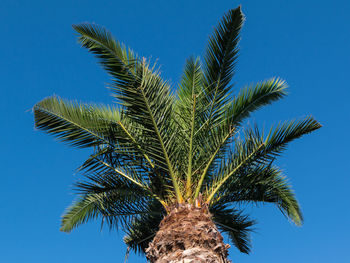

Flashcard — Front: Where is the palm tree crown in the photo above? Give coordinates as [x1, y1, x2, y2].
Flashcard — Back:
[33, 6, 321, 257]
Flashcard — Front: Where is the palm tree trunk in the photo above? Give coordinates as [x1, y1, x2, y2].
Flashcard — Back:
[146, 204, 230, 263]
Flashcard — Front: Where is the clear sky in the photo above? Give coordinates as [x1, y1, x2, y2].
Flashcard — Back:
[1, 0, 349, 262]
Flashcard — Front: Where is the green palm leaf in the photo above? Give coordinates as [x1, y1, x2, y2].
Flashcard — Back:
[73, 23, 137, 83]
[74, 24, 183, 202]
[176, 57, 204, 196]
[211, 203, 255, 253]
[189, 7, 245, 186]
[193, 78, 287, 198]
[60, 194, 101, 232]
[78, 151, 151, 192]
[264, 116, 322, 158]
[202, 6, 244, 129]
[61, 187, 153, 232]
[34, 96, 120, 148]
[227, 78, 287, 127]
[215, 164, 303, 225]
[205, 116, 321, 204]
[205, 129, 265, 202]
[123, 200, 165, 254]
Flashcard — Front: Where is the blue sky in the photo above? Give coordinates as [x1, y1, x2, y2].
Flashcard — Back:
[1, 0, 349, 262]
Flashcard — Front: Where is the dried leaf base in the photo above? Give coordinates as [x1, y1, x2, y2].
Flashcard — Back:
[146, 204, 230, 263]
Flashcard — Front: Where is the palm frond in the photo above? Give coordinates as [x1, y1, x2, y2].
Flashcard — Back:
[205, 126, 265, 202]
[74, 23, 183, 202]
[205, 116, 321, 204]
[214, 164, 303, 225]
[34, 96, 120, 148]
[227, 78, 287, 127]
[177, 57, 203, 116]
[60, 194, 101, 232]
[190, 7, 245, 187]
[211, 203, 255, 254]
[73, 23, 137, 85]
[176, 57, 204, 196]
[207, 117, 320, 224]
[78, 150, 152, 193]
[61, 186, 153, 232]
[264, 116, 322, 158]
[193, 79, 286, 198]
[114, 60, 182, 201]
[123, 200, 165, 254]
[202, 7, 244, 130]
[75, 164, 141, 195]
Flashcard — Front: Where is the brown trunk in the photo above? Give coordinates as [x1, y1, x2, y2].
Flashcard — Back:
[146, 204, 230, 263]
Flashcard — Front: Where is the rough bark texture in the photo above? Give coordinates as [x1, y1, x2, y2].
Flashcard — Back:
[146, 204, 230, 263]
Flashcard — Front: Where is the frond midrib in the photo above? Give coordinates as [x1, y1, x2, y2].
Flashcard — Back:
[34, 104, 112, 146]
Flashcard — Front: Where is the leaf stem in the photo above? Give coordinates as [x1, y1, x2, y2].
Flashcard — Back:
[186, 95, 196, 199]
[194, 127, 235, 199]
[205, 143, 265, 203]
[118, 121, 155, 168]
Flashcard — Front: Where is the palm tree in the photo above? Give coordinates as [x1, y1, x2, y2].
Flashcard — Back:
[33, 6, 321, 262]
